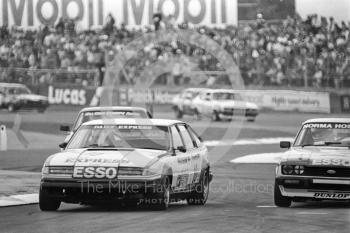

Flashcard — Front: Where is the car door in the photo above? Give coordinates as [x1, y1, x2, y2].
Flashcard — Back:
[202, 92, 213, 116]
[169, 125, 191, 191]
[177, 124, 199, 188]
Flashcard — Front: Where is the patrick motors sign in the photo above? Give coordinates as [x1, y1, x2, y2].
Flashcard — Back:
[0, 0, 237, 28]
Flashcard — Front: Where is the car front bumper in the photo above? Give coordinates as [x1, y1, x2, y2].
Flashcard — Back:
[276, 176, 350, 200]
[41, 177, 163, 203]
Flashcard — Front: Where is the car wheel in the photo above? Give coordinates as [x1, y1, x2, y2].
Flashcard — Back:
[274, 182, 291, 207]
[187, 169, 210, 205]
[247, 117, 256, 122]
[7, 104, 15, 112]
[151, 176, 170, 210]
[211, 111, 221, 121]
[37, 108, 46, 113]
[174, 107, 183, 119]
[194, 109, 201, 120]
[39, 188, 61, 211]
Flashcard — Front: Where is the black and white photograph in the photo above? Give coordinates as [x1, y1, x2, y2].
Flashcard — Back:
[0, 0, 349, 232]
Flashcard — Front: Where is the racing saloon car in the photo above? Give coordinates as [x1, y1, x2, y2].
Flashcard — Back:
[40, 119, 212, 211]
[191, 89, 259, 122]
[0, 82, 49, 112]
[275, 118, 350, 207]
[60, 106, 152, 143]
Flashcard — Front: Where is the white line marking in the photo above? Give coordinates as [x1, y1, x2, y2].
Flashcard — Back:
[204, 137, 293, 147]
[0, 193, 38, 207]
[297, 212, 328, 215]
[230, 152, 284, 164]
[256, 205, 277, 208]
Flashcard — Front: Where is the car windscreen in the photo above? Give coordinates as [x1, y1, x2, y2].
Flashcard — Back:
[67, 124, 169, 150]
[294, 123, 350, 147]
[212, 92, 242, 100]
[72, 110, 148, 131]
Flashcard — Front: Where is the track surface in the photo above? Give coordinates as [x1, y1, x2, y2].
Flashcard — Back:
[0, 108, 349, 233]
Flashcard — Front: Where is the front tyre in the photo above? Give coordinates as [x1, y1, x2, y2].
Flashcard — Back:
[174, 107, 183, 119]
[274, 182, 291, 207]
[151, 176, 171, 210]
[39, 188, 61, 211]
[211, 111, 221, 122]
[187, 169, 210, 205]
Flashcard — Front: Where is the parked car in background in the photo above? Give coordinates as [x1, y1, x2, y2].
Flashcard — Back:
[191, 89, 259, 122]
[0, 82, 49, 113]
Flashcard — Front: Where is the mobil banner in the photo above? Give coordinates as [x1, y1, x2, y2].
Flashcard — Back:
[0, 0, 237, 29]
[239, 90, 331, 113]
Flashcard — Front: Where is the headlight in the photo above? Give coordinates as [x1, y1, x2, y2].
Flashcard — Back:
[294, 165, 305, 175]
[47, 166, 74, 175]
[142, 168, 160, 176]
[281, 165, 305, 175]
[282, 165, 294, 175]
[42, 165, 49, 175]
[118, 167, 143, 176]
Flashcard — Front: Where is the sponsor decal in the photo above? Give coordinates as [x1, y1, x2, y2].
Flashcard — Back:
[314, 192, 350, 199]
[304, 123, 350, 129]
[312, 159, 350, 167]
[48, 86, 86, 105]
[176, 174, 189, 188]
[65, 157, 128, 164]
[0, 0, 237, 28]
[73, 167, 118, 179]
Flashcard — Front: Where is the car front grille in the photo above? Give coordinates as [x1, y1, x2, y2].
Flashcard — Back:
[303, 166, 350, 178]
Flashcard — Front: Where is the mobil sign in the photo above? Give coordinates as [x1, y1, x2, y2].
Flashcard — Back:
[0, 0, 237, 28]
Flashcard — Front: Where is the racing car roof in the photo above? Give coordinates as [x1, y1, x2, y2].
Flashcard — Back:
[303, 118, 350, 124]
[79, 106, 148, 113]
[82, 118, 183, 127]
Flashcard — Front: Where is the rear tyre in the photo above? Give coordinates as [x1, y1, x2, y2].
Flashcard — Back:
[187, 169, 210, 205]
[151, 176, 170, 210]
[7, 104, 15, 112]
[39, 188, 61, 211]
[37, 108, 46, 113]
[247, 117, 256, 122]
[274, 182, 291, 207]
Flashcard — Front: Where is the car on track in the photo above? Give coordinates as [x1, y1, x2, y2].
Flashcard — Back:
[275, 118, 350, 207]
[172, 88, 209, 119]
[60, 106, 153, 143]
[0, 82, 49, 113]
[40, 118, 212, 211]
[189, 89, 259, 122]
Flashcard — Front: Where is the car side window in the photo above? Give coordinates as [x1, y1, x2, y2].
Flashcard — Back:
[187, 126, 202, 147]
[171, 126, 184, 149]
[177, 125, 195, 150]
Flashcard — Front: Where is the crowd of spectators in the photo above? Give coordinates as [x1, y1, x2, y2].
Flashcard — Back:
[0, 13, 350, 88]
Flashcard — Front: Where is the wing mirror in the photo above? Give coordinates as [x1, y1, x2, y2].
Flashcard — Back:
[176, 146, 187, 153]
[59, 142, 68, 149]
[60, 125, 70, 132]
[280, 141, 291, 149]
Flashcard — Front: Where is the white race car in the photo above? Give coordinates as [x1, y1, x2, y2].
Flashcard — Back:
[191, 89, 259, 121]
[40, 119, 212, 211]
[275, 118, 350, 207]
[60, 106, 152, 144]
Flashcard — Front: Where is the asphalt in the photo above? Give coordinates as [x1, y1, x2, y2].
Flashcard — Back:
[0, 109, 349, 233]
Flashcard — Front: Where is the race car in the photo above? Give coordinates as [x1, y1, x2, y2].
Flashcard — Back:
[275, 118, 350, 207]
[40, 119, 212, 211]
[60, 106, 152, 143]
[0, 82, 49, 113]
[172, 88, 209, 119]
[191, 89, 259, 122]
